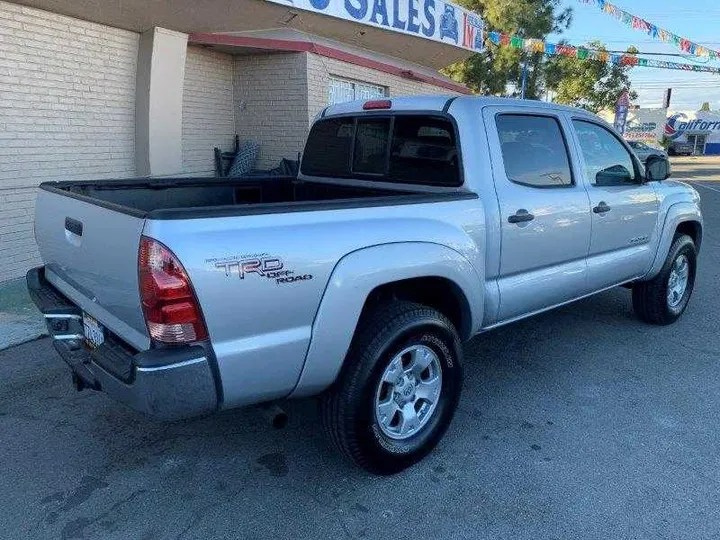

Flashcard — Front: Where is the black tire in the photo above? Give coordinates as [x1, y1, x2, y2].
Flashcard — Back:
[320, 301, 463, 475]
[632, 234, 697, 325]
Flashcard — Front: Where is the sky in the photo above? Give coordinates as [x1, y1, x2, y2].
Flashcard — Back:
[549, 0, 720, 110]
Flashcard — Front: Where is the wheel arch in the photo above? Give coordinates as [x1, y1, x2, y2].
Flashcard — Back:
[675, 220, 702, 251]
[645, 201, 703, 280]
[289, 242, 484, 398]
[359, 276, 473, 341]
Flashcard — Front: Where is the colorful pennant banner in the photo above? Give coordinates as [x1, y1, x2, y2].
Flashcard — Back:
[486, 31, 720, 74]
[577, 0, 720, 60]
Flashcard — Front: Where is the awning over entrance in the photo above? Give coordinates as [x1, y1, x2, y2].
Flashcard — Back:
[12, 0, 482, 69]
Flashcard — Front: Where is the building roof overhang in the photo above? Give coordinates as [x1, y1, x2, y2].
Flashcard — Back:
[11, 0, 482, 70]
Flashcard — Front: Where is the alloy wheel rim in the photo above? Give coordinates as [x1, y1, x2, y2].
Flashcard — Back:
[374, 344, 443, 440]
[667, 254, 690, 309]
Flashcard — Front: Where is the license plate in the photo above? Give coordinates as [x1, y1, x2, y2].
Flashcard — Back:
[83, 312, 105, 349]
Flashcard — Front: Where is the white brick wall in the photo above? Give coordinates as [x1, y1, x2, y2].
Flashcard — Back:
[0, 1, 139, 282]
[233, 53, 309, 170]
[182, 45, 235, 176]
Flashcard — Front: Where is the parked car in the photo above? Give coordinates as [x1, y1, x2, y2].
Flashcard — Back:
[668, 140, 694, 156]
[627, 140, 668, 163]
[28, 96, 702, 475]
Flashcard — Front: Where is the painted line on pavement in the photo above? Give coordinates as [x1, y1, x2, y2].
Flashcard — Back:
[688, 181, 720, 194]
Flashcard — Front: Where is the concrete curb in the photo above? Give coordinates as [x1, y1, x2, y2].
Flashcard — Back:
[0, 277, 47, 351]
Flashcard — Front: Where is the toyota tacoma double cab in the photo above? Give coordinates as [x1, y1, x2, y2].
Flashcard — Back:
[28, 96, 702, 474]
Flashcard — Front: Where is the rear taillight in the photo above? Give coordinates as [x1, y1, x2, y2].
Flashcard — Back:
[138, 236, 208, 343]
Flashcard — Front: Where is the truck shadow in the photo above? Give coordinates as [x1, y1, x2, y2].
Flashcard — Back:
[4, 279, 713, 538]
[85, 287, 643, 479]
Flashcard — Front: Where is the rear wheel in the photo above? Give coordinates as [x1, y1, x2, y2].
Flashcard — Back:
[632, 234, 697, 325]
[320, 301, 463, 475]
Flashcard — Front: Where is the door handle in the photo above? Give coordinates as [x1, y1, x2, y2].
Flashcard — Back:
[508, 209, 535, 224]
[593, 202, 611, 214]
[64, 217, 83, 236]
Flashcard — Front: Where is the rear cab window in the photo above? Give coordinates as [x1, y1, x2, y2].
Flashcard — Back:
[302, 114, 461, 187]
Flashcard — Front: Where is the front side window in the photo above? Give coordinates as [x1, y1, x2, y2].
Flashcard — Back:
[496, 114, 573, 187]
[573, 120, 638, 186]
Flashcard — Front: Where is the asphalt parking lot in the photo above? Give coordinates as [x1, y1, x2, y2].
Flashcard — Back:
[1, 158, 720, 540]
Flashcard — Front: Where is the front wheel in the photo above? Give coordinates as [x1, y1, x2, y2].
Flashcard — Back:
[632, 234, 697, 325]
[319, 301, 463, 475]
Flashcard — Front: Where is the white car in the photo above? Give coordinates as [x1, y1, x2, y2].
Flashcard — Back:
[627, 140, 668, 163]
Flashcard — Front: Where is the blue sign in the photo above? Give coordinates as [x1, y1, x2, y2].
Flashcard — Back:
[265, 0, 484, 52]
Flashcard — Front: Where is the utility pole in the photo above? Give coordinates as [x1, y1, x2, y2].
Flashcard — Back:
[520, 54, 528, 99]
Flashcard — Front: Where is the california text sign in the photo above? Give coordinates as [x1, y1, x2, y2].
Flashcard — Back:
[265, 0, 484, 52]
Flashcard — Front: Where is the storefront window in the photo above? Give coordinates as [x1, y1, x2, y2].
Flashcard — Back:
[328, 76, 386, 105]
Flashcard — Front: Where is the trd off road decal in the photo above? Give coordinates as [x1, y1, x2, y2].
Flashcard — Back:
[206, 253, 313, 285]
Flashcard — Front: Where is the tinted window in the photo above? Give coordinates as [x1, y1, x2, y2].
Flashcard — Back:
[573, 120, 637, 186]
[301, 115, 461, 186]
[302, 118, 354, 177]
[496, 115, 573, 187]
[354, 119, 390, 174]
[389, 117, 458, 185]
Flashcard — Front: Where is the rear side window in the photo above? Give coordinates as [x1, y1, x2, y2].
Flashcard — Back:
[496, 114, 573, 188]
[301, 115, 460, 186]
[390, 117, 458, 184]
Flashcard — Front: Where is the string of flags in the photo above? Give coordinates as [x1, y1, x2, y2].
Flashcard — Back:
[577, 0, 720, 60]
[486, 31, 720, 74]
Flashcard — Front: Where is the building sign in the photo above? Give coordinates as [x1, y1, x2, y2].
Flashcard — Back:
[265, 0, 484, 52]
[624, 108, 667, 142]
[664, 112, 720, 141]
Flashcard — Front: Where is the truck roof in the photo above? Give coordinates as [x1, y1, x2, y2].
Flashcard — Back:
[322, 95, 597, 118]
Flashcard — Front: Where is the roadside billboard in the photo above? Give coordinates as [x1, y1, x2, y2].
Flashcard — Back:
[624, 108, 667, 143]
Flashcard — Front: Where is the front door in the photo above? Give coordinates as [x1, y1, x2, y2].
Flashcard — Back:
[484, 108, 592, 322]
[570, 119, 659, 290]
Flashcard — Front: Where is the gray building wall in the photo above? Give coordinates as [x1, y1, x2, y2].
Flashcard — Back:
[233, 52, 309, 171]
[0, 0, 139, 282]
[182, 45, 236, 175]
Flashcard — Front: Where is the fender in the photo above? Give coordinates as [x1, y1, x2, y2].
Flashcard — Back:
[643, 201, 703, 280]
[289, 242, 484, 398]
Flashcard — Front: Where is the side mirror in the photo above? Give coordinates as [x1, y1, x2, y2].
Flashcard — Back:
[595, 165, 634, 186]
[645, 155, 671, 181]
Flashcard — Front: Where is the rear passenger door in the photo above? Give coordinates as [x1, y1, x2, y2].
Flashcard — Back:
[483, 107, 592, 322]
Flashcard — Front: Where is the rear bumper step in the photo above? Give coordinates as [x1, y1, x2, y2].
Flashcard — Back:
[27, 266, 218, 421]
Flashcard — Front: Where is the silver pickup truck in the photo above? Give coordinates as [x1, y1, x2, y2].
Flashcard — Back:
[28, 96, 702, 474]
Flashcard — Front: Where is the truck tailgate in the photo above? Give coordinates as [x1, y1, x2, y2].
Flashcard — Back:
[34, 187, 150, 350]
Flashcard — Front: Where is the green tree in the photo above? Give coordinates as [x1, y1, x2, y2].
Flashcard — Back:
[443, 0, 572, 97]
[700, 102, 711, 112]
[544, 42, 638, 112]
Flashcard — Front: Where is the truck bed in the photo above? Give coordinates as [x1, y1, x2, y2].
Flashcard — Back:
[39, 176, 463, 219]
